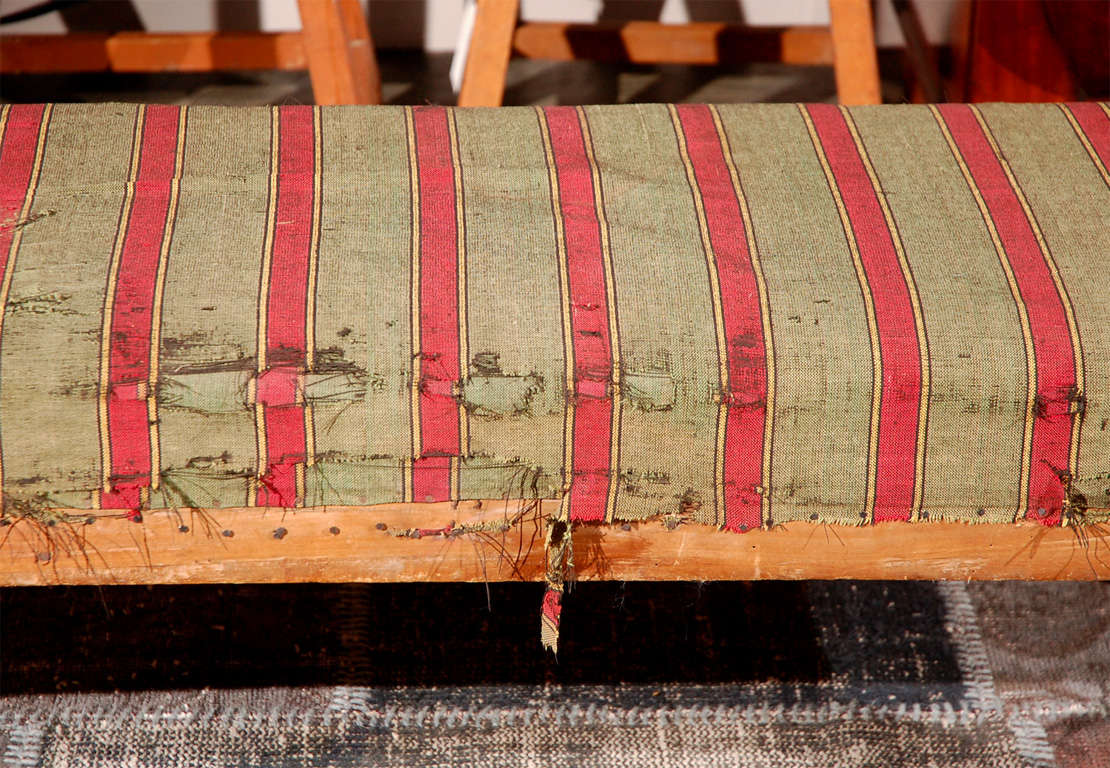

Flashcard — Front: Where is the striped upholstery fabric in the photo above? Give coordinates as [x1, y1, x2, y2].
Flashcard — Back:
[0, 102, 1107, 536]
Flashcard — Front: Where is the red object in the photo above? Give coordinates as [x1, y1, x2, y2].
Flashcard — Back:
[103, 105, 181, 512]
[411, 106, 463, 503]
[672, 105, 769, 532]
[543, 107, 619, 523]
[954, 0, 1109, 102]
[257, 106, 315, 508]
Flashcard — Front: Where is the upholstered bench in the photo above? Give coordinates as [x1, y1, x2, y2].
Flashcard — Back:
[0, 101, 1106, 649]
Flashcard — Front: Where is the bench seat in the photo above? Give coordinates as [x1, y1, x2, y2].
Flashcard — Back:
[0, 102, 1107, 645]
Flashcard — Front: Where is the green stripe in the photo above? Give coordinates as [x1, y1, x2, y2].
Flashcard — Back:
[153, 106, 271, 506]
[852, 105, 1028, 522]
[978, 103, 1109, 510]
[717, 104, 873, 525]
[1, 105, 132, 502]
[454, 107, 566, 501]
[586, 104, 719, 523]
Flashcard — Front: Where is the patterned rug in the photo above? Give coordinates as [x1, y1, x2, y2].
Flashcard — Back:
[1, 580, 1107, 767]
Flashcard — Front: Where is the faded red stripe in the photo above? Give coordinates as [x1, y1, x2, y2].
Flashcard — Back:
[675, 104, 766, 532]
[1067, 103, 1110, 177]
[257, 106, 315, 507]
[807, 104, 922, 523]
[544, 107, 615, 523]
[103, 105, 181, 509]
[411, 106, 461, 503]
[0, 105, 47, 293]
[939, 104, 1076, 524]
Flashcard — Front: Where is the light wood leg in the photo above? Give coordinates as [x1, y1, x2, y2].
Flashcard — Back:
[828, 0, 882, 105]
[297, 0, 382, 105]
[457, 0, 520, 107]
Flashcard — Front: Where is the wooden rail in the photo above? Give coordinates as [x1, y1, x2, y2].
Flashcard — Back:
[511, 22, 835, 66]
[1, 500, 1106, 586]
[0, 32, 309, 74]
[0, 24, 835, 75]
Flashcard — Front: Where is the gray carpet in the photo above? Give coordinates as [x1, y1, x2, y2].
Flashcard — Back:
[1, 580, 1107, 767]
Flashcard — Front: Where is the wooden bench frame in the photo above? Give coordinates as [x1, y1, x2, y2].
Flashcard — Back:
[457, 0, 882, 107]
[2, 501, 1107, 586]
[0, 0, 381, 105]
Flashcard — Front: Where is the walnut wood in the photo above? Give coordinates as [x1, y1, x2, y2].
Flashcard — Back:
[948, 0, 1108, 102]
[510, 22, 835, 66]
[1, 501, 1105, 586]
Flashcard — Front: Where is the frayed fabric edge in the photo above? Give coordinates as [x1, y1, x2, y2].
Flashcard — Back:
[541, 493, 573, 654]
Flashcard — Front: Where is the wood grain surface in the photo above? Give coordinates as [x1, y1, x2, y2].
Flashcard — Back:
[1, 500, 1106, 586]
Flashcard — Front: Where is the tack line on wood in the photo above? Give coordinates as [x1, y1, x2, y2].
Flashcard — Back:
[0, 501, 1107, 586]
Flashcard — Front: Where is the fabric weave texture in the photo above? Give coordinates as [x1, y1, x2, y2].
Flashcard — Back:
[0, 101, 1107, 530]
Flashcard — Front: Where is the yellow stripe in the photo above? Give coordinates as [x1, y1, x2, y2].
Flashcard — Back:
[450, 455, 460, 502]
[448, 107, 470, 462]
[841, 106, 931, 521]
[931, 105, 1034, 518]
[99, 105, 146, 493]
[1059, 104, 1110, 189]
[303, 106, 323, 476]
[405, 106, 422, 463]
[0, 105, 10, 149]
[253, 400, 266, 492]
[257, 106, 280, 374]
[251, 107, 281, 504]
[971, 105, 1085, 479]
[305, 105, 323, 372]
[577, 107, 623, 522]
[800, 105, 881, 524]
[669, 104, 729, 527]
[401, 457, 413, 503]
[146, 106, 188, 494]
[536, 107, 576, 495]
[709, 105, 776, 526]
[304, 400, 316, 472]
[0, 104, 52, 505]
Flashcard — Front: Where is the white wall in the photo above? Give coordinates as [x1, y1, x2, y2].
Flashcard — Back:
[0, 0, 957, 51]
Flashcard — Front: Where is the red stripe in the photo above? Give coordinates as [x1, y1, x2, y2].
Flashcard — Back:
[411, 107, 461, 503]
[674, 104, 766, 532]
[257, 106, 315, 507]
[544, 107, 615, 523]
[807, 104, 923, 523]
[0, 105, 47, 293]
[103, 105, 180, 510]
[1067, 102, 1110, 176]
[939, 104, 1076, 524]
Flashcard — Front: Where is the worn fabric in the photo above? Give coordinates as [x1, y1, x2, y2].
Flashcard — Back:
[3, 580, 1109, 766]
[0, 102, 1107, 529]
